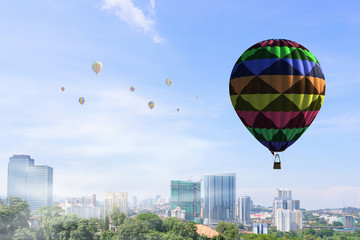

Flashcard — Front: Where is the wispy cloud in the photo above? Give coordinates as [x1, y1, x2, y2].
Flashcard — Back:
[101, 0, 164, 43]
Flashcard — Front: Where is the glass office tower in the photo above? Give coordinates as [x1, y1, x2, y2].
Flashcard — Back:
[204, 173, 236, 225]
[7, 155, 53, 212]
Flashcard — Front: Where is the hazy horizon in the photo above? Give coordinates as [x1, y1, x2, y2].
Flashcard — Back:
[1, 0, 360, 211]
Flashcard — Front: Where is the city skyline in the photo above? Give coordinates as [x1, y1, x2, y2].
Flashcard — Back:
[1, 0, 360, 211]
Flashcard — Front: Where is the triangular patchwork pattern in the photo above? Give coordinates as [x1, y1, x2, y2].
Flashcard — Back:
[239, 76, 280, 94]
[230, 63, 255, 78]
[242, 48, 279, 62]
[234, 95, 259, 111]
[252, 112, 279, 129]
[262, 95, 301, 112]
[229, 39, 325, 152]
[284, 77, 319, 95]
[306, 64, 325, 79]
[282, 58, 316, 76]
[242, 58, 279, 76]
[259, 59, 304, 76]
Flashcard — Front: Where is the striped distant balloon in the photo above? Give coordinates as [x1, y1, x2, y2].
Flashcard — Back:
[229, 39, 325, 153]
[130, 86, 135, 92]
[92, 61, 102, 75]
[148, 101, 155, 109]
[166, 78, 172, 87]
[79, 97, 85, 105]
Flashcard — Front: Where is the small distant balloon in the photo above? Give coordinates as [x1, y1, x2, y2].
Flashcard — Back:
[130, 86, 135, 92]
[148, 101, 155, 109]
[177, 108, 180, 112]
[196, 96, 199, 99]
[61, 87, 65, 92]
[166, 78, 172, 87]
[79, 97, 85, 105]
[92, 61, 102, 75]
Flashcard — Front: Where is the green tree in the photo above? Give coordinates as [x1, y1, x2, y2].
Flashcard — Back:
[116, 218, 147, 240]
[332, 221, 343, 226]
[98, 230, 115, 240]
[163, 217, 184, 233]
[36, 205, 64, 240]
[13, 228, 35, 240]
[211, 234, 225, 240]
[104, 215, 110, 231]
[0, 197, 31, 240]
[215, 222, 238, 240]
[137, 213, 163, 232]
[110, 207, 126, 227]
[69, 219, 95, 240]
[315, 228, 334, 238]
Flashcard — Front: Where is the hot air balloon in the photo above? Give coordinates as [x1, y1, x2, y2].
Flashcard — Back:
[130, 86, 135, 92]
[166, 78, 172, 87]
[229, 39, 325, 169]
[92, 61, 102, 75]
[196, 96, 199, 99]
[61, 87, 65, 92]
[177, 108, 180, 112]
[148, 101, 155, 109]
[79, 97, 85, 105]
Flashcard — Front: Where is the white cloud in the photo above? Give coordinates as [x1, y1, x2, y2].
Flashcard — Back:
[101, 0, 164, 43]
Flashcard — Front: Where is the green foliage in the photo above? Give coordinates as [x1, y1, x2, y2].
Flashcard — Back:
[110, 207, 126, 227]
[332, 221, 343, 226]
[13, 228, 35, 240]
[211, 234, 225, 240]
[162, 217, 201, 239]
[137, 213, 163, 232]
[0, 197, 31, 240]
[116, 218, 147, 240]
[98, 230, 115, 240]
[314, 228, 334, 238]
[215, 222, 238, 239]
[69, 219, 95, 240]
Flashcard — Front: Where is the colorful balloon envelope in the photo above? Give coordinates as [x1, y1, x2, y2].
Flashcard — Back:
[177, 108, 180, 112]
[130, 86, 135, 92]
[229, 39, 325, 154]
[92, 61, 102, 75]
[196, 96, 199, 99]
[148, 101, 155, 109]
[79, 97, 85, 105]
[61, 87, 65, 92]
[166, 78, 172, 87]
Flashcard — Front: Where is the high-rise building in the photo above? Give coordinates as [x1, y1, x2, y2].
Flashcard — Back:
[62, 195, 100, 219]
[277, 209, 302, 232]
[7, 155, 53, 212]
[104, 192, 128, 217]
[276, 188, 292, 199]
[203, 173, 236, 225]
[170, 180, 201, 221]
[272, 188, 302, 232]
[340, 216, 355, 227]
[252, 223, 268, 234]
[238, 196, 251, 225]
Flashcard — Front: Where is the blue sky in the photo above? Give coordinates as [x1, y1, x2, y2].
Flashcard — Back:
[1, 0, 360, 210]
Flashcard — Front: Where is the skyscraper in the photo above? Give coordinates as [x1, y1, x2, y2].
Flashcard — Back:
[277, 209, 302, 232]
[104, 192, 128, 217]
[272, 188, 302, 232]
[7, 155, 53, 212]
[238, 196, 251, 225]
[170, 180, 201, 221]
[203, 173, 236, 225]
